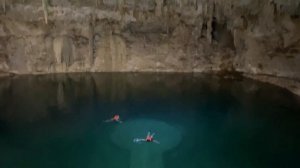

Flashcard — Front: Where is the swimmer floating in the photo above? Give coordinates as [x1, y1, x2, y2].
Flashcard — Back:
[133, 131, 160, 144]
[104, 114, 123, 123]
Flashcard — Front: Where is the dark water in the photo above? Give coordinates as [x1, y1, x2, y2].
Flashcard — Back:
[0, 73, 299, 168]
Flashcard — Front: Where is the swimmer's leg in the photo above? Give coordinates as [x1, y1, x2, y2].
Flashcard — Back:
[153, 140, 160, 144]
[104, 118, 113, 123]
[133, 138, 146, 143]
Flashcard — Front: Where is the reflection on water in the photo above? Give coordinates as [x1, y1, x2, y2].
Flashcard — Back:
[0, 73, 299, 168]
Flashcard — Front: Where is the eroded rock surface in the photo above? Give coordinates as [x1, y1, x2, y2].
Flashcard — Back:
[0, 0, 300, 94]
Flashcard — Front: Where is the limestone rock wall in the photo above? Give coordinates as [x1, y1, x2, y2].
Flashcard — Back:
[0, 0, 299, 79]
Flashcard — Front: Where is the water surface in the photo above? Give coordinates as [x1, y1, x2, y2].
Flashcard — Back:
[0, 73, 299, 168]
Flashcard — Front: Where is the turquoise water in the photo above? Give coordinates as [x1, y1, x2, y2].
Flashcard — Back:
[0, 73, 299, 168]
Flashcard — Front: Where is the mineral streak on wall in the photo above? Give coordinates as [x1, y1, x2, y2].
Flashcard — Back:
[0, 0, 300, 80]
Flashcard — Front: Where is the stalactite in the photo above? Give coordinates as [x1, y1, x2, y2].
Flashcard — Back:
[42, 0, 48, 24]
[88, 13, 96, 66]
[155, 0, 163, 17]
[118, 0, 124, 10]
[113, 0, 124, 11]
[133, 0, 139, 11]
[175, 0, 182, 9]
[2, 0, 6, 14]
[96, 0, 104, 8]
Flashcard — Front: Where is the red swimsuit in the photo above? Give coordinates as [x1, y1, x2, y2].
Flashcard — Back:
[113, 115, 120, 121]
[146, 136, 153, 142]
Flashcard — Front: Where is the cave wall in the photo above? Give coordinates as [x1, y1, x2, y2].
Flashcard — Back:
[0, 0, 299, 79]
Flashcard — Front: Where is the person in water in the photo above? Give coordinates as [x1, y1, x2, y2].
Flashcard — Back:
[133, 131, 160, 144]
[104, 114, 123, 123]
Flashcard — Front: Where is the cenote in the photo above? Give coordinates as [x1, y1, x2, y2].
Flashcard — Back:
[0, 73, 299, 168]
